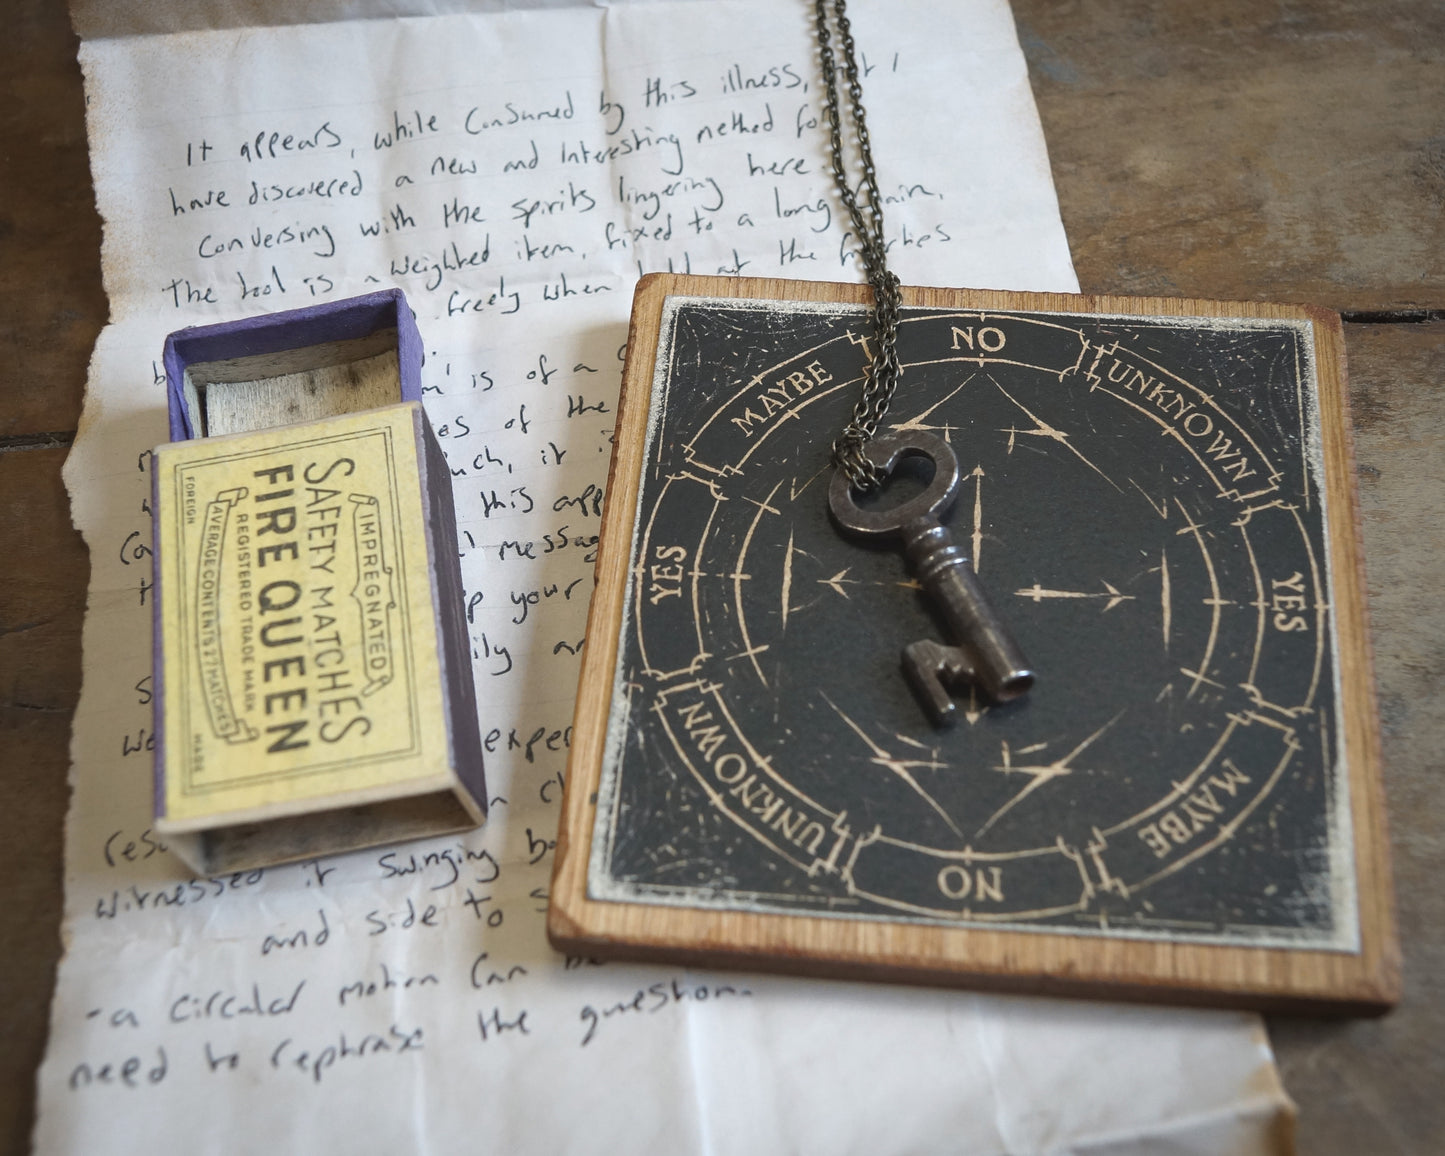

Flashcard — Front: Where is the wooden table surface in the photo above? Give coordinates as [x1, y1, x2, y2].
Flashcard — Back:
[2, 2, 1440, 1152]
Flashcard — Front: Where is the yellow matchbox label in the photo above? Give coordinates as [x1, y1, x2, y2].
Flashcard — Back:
[156, 403, 450, 824]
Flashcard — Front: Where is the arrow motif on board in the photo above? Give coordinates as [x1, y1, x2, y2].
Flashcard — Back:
[970, 465, 985, 573]
[890, 378, 974, 441]
[976, 712, 1125, 838]
[781, 530, 796, 628]
[818, 569, 856, 598]
[1014, 580, 1135, 612]
[814, 569, 923, 600]
[788, 467, 830, 503]
[822, 692, 962, 838]
[991, 375, 1123, 492]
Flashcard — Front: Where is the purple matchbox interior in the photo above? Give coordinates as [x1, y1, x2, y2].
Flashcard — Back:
[161, 287, 424, 440]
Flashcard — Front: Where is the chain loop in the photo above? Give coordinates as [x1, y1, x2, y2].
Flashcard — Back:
[816, 0, 902, 491]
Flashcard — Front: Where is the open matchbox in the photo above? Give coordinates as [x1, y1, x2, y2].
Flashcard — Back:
[151, 289, 486, 873]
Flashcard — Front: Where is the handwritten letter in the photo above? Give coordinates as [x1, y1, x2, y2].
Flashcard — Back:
[38, 4, 1287, 1153]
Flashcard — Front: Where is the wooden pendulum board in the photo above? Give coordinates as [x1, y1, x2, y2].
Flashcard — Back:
[548, 274, 1399, 1013]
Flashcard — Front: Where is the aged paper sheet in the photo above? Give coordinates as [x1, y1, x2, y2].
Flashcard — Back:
[39, 3, 1291, 1152]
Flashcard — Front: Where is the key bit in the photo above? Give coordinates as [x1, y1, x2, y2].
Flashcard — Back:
[828, 432, 1033, 725]
[902, 639, 978, 726]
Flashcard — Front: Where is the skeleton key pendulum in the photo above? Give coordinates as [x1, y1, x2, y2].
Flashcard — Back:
[813, 1, 1033, 722]
[828, 432, 1034, 725]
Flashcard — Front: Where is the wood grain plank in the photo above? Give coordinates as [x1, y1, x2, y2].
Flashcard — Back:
[0, 447, 86, 1156]
[1014, 0, 1445, 311]
[1268, 321, 1445, 1154]
[0, 3, 106, 438]
[0, 6, 97, 1150]
[3, 0, 1441, 1151]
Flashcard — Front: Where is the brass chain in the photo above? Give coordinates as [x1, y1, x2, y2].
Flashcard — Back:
[815, 0, 903, 491]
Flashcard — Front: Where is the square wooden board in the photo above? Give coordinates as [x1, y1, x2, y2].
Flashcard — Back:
[549, 274, 1398, 1014]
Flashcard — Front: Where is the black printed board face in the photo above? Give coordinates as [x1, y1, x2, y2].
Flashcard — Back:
[550, 277, 1397, 1011]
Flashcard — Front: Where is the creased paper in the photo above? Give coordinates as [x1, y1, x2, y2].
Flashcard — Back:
[38, 3, 1292, 1153]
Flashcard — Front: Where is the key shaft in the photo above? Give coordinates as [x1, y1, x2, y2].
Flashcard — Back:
[900, 517, 1033, 705]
